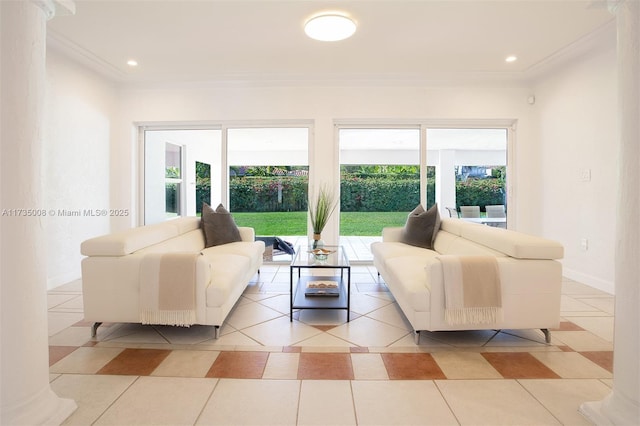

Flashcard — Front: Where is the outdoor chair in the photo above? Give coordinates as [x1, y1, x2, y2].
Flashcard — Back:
[485, 205, 506, 218]
[445, 207, 459, 218]
[459, 206, 480, 218]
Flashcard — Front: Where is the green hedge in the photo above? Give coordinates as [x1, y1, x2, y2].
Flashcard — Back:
[208, 176, 503, 212]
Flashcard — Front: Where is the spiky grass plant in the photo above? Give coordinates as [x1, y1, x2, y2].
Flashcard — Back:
[309, 185, 337, 236]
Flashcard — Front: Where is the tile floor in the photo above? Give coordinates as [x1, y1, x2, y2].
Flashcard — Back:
[48, 264, 615, 425]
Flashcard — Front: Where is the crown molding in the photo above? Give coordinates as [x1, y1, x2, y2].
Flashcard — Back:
[46, 29, 127, 81]
[523, 19, 616, 84]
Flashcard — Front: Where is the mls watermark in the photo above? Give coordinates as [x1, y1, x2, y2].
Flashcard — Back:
[2, 208, 129, 217]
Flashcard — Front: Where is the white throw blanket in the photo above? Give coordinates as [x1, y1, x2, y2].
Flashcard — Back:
[139, 252, 201, 327]
[437, 255, 503, 325]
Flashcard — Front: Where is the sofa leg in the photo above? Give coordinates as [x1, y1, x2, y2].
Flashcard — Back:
[214, 326, 220, 339]
[413, 330, 421, 345]
[541, 328, 551, 344]
[91, 322, 102, 338]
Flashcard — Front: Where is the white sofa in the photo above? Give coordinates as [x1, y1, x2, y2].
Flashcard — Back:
[371, 218, 564, 343]
[80, 216, 265, 338]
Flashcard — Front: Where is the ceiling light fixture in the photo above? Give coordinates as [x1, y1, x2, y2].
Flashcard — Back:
[505, 55, 518, 63]
[127, 59, 138, 67]
[304, 13, 356, 42]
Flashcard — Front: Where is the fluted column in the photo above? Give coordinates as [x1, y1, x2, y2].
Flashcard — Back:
[0, 1, 77, 424]
[580, 0, 640, 424]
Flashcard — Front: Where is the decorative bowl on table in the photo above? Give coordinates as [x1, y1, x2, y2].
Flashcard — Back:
[308, 248, 334, 261]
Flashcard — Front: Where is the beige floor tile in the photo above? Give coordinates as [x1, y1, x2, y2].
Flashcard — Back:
[531, 352, 612, 379]
[349, 292, 392, 315]
[256, 294, 292, 314]
[51, 374, 136, 425]
[568, 316, 614, 342]
[197, 379, 299, 425]
[151, 350, 220, 377]
[48, 294, 81, 310]
[48, 312, 85, 336]
[262, 352, 299, 379]
[296, 332, 354, 348]
[352, 380, 458, 425]
[328, 316, 408, 347]
[575, 297, 615, 315]
[203, 330, 262, 347]
[298, 380, 356, 425]
[436, 379, 561, 425]
[224, 301, 284, 330]
[351, 353, 389, 379]
[552, 331, 613, 351]
[520, 379, 613, 426]
[153, 324, 219, 344]
[242, 315, 323, 346]
[432, 351, 503, 379]
[95, 376, 216, 425]
[365, 303, 413, 330]
[49, 326, 93, 347]
[561, 296, 602, 312]
[50, 347, 124, 374]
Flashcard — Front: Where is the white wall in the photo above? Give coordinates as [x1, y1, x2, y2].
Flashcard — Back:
[534, 41, 617, 294]
[44, 50, 115, 289]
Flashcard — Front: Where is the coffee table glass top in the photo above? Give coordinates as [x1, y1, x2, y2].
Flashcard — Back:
[291, 245, 349, 268]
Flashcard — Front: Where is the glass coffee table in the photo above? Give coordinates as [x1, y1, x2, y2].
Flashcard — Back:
[289, 245, 351, 322]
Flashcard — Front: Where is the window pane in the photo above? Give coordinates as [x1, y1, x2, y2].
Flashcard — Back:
[427, 128, 507, 225]
[228, 128, 309, 258]
[339, 128, 421, 237]
[165, 183, 180, 217]
[165, 143, 182, 178]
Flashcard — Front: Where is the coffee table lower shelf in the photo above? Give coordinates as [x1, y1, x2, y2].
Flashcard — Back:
[290, 275, 350, 322]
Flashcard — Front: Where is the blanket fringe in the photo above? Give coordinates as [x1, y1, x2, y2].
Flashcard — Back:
[445, 306, 502, 326]
[140, 309, 196, 327]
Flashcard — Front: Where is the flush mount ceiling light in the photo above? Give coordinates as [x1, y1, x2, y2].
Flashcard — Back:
[126, 59, 138, 67]
[505, 55, 518, 63]
[304, 13, 356, 41]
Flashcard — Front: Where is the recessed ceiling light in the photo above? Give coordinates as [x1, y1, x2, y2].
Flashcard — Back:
[127, 60, 138, 67]
[304, 13, 356, 42]
[505, 55, 518, 63]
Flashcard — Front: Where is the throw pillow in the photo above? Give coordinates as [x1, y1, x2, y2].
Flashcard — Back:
[401, 203, 441, 249]
[201, 203, 242, 247]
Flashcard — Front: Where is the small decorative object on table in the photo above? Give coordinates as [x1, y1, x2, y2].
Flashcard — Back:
[308, 248, 335, 261]
[308, 184, 337, 249]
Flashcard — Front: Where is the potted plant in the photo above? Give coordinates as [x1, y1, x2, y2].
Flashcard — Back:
[309, 185, 337, 248]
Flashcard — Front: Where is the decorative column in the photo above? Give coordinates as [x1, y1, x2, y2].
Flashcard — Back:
[580, 0, 640, 424]
[0, 1, 77, 424]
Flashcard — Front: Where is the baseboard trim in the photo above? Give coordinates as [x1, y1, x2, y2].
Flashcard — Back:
[563, 268, 614, 295]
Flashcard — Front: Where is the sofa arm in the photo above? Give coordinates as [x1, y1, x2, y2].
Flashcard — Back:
[238, 227, 255, 242]
[382, 227, 404, 243]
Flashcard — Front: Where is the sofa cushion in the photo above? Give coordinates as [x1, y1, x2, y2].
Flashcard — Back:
[460, 224, 564, 260]
[401, 204, 441, 249]
[201, 203, 242, 248]
[81, 222, 180, 256]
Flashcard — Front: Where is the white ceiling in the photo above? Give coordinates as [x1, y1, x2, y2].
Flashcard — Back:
[46, 0, 615, 86]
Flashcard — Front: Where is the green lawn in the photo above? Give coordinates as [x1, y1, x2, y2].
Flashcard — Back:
[232, 211, 409, 236]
